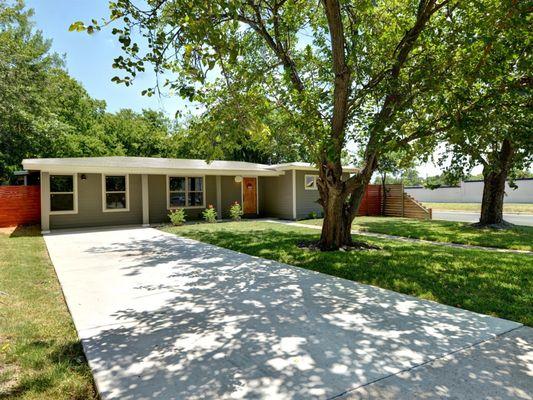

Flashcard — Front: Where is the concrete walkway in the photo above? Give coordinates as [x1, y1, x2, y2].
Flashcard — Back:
[44, 227, 530, 400]
[266, 220, 533, 255]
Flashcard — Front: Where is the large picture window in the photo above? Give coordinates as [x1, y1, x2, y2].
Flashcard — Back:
[103, 175, 129, 211]
[50, 174, 77, 213]
[168, 176, 204, 208]
[304, 174, 318, 190]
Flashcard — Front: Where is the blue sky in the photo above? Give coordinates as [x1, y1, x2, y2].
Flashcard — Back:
[26, 0, 186, 116]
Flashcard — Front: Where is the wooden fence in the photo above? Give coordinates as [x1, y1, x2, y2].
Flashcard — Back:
[356, 184, 382, 216]
[382, 184, 432, 220]
[353, 183, 432, 220]
[0, 186, 40, 227]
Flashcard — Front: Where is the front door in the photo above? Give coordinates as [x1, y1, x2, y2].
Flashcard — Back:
[243, 177, 257, 215]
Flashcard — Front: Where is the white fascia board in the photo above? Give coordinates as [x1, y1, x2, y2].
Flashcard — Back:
[21, 162, 283, 177]
[272, 165, 359, 173]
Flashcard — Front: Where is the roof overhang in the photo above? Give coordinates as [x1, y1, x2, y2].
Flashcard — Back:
[22, 159, 284, 177]
[273, 164, 359, 173]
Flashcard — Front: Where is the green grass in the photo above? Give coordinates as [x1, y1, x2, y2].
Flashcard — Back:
[423, 202, 533, 214]
[299, 216, 533, 251]
[0, 226, 96, 400]
[162, 221, 533, 326]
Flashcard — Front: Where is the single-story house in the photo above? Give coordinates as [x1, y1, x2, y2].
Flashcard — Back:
[22, 157, 357, 232]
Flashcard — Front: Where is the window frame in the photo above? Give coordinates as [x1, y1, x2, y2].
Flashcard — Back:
[166, 175, 206, 210]
[304, 174, 319, 191]
[49, 173, 78, 215]
[102, 174, 130, 212]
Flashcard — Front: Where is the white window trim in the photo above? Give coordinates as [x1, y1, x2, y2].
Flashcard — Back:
[166, 175, 206, 210]
[49, 173, 78, 215]
[102, 174, 130, 212]
[304, 174, 319, 190]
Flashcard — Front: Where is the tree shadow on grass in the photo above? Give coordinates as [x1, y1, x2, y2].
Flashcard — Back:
[52, 226, 526, 399]
[0, 339, 96, 400]
[350, 217, 533, 251]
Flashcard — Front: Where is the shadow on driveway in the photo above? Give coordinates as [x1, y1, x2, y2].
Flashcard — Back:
[44, 227, 524, 400]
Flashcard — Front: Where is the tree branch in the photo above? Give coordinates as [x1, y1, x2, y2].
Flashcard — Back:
[320, 0, 351, 176]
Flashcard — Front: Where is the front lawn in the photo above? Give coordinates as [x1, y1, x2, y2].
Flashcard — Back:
[0, 226, 96, 399]
[162, 221, 533, 326]
[300, 216, 533, 251]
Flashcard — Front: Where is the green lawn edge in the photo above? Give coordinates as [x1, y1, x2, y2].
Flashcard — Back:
[0, 226, 97, 400]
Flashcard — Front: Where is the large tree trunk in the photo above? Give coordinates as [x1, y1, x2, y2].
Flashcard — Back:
[317, 155, 376, 250]
[478, 139, 514, 226]
[320, 189, 352, 251]
[319, 182, 368, 250]
[479, 171, 507, 225]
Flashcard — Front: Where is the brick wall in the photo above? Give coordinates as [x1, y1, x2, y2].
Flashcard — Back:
[0, 186, 40, 227]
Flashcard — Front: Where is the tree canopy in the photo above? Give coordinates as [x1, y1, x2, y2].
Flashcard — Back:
[73, 0, 530, 247]
[0, 0, 305, 182]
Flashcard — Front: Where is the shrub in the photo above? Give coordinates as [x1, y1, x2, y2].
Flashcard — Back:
[229, 201, 243, 221]
[168, 208, 186, 226]
[307, 211, 319, 219]
[203, 205, 217, 223]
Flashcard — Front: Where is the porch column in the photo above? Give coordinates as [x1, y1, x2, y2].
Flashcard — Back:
[216, 176, 222, 219]
[141, 174, 150, 227]
[292, 170, 297, 220]
[40, 171, 50, 233]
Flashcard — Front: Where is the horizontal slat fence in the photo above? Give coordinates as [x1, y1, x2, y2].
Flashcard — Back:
[0, 186, 40, 227]
[356, 184, 382, 216]
[382, 184, 431, 220]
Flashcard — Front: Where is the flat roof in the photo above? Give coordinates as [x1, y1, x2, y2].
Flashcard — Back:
[22, 156, 359, 175]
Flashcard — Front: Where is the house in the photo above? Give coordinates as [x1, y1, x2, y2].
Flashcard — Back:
[22, 157, 358, 232]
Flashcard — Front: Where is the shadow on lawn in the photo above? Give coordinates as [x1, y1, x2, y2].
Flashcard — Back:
[7, 224, 41, 238]
[350, 217, 533, 251]
[0, 339, 95, 400]
[74, 228, 526, 399]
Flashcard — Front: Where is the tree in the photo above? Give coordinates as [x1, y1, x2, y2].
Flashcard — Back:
[99, 109, 177, 157]
[0, 1, 108, 180]
[0, 0, 62, 180]
[439, 2, 532, 227]
[175, 83, 309, 163]
[75, 0, 528, 249]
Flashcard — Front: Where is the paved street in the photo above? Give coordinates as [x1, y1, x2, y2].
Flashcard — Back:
[433, 211, 533, 226]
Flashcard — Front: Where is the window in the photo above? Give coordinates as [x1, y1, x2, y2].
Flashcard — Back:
[50, 174, 77, 214]
[168, 176, 204, 208]
[103, 175, 129, 212]
[305, 174, 318, 190]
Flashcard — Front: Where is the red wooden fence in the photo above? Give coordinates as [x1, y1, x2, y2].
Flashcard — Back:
[356, 184, 382, 216]
[0, 186, 40, 227]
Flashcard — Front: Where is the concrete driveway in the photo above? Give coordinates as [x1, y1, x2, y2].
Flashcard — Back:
[44, 227, 531, 400]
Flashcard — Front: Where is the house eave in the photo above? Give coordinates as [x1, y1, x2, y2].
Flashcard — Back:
[21, 162, 284, 177]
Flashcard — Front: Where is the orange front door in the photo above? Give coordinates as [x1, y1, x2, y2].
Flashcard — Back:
[243, 177, 257, 214]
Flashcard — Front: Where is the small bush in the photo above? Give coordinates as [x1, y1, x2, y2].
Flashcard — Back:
[168, 208, 186, 226]
[229, 201, 243, 221]
[203, 205, 217, 223]
[307, 211, 319, 219]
